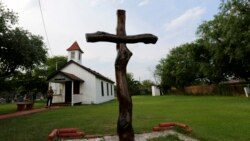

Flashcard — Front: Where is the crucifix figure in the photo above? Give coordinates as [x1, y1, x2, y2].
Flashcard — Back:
[85, 9, 158, 141]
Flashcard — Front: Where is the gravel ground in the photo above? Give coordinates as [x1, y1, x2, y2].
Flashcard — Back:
[65, 130, 199, 141]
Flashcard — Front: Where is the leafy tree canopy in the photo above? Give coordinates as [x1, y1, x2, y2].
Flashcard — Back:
[126, 73, 141, 95]
[0, 1, 47, 78]
[155, 43, 200, 88]
[156, 0, 250, 89]
[46, 56, 67, 76]
[197, 0, 250, 80]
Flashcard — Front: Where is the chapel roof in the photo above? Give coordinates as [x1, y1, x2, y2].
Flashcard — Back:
[47, 70, 84, 82]
[66, 41, 84, 53]
[47, 60, 114, 84]
[60, 71, 84, 82]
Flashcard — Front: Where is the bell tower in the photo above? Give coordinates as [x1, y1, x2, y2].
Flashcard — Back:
[66, 41, 84, 65]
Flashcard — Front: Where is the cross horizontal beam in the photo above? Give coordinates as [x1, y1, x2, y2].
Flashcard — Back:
[86, 31, 158, 44]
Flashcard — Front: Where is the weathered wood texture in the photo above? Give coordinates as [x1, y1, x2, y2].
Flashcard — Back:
[85, 9, 158, 141]
[86, 32, 158, 44]
[115, 10, 134, 141]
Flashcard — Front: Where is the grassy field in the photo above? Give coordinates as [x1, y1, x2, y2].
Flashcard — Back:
[0, 95, 249, 141]
[0, 101, 46, 115]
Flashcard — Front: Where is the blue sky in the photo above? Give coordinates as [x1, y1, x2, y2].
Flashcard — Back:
[2, 0, 221, 82]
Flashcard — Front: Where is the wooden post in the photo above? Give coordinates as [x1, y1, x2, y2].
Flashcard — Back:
[115, 10, 134, 141]
[85, 9, 158, 141]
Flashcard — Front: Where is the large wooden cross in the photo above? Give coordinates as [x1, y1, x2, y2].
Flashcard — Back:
[85, 9, 157, 141]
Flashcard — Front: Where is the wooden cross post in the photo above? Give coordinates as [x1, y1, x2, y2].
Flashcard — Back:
[85, 9, 157, 141]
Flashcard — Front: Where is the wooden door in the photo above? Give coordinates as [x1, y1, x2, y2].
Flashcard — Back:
[65, 81, 72, 103]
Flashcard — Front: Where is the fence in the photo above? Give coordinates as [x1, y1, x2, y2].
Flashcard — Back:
[183, 84, 246, 96]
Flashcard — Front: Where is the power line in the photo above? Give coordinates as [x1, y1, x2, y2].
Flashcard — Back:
[38, 0, 53, 56]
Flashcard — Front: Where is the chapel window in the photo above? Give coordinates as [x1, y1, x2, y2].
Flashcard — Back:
[101, 81, 104, 96]
[71, 52, 75, 59]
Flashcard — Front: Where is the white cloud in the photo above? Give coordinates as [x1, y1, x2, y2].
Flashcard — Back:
[138, 0, 149, 7]
[90, 0, 100, 6]
[119, 0, 125, 4]
[164, 7, 205, 32]
[90, 0, 125, 7]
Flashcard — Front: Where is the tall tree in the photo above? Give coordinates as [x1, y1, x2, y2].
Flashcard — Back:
[126, 73, 141, 95]
[155, 43, 199, 89]
[46, 56, 67, 76]
[0, 2, 47, 78]
[141, 80, 154, 95]
[156, 0, 250, 90]
[192, 39, 226, 84]
[197, 0, 250, 80]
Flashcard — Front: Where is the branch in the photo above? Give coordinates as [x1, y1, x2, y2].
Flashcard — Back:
[85, 31, 158, 44]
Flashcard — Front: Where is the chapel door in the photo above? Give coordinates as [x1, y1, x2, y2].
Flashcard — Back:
[65, 81, 72, 103]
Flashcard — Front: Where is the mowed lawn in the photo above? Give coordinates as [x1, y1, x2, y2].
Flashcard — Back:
[0, 96, 249, 141]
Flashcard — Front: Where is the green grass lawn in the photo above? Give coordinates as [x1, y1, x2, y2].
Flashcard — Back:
[0, 101, 46, 115]
[0, 96, 249, 141]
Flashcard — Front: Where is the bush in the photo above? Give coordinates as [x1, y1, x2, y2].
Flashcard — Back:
[213, 84, 245, 96]
[167, 83, 247, 96]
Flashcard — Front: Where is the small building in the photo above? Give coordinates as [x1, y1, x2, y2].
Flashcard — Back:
[151, 85, 161, 96]
[47, 42, 115, 105]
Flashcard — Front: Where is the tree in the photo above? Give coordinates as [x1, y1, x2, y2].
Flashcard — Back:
[29, 56, 67, 96]
[197, 0, 250, 81]
[155, 43, 200, 89]
[0, 2, 47, 78]
[0, 1, 17, 35]
[156, 0, 250, 89]
[10, 71, 45, 100]
[140, 80, 154, 95]
[191, 39, 226, 84]
[45, 56, 67, 76]
[126, 73, 141, 95]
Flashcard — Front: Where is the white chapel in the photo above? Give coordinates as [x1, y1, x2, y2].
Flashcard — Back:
[47, 41, 115, 105]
